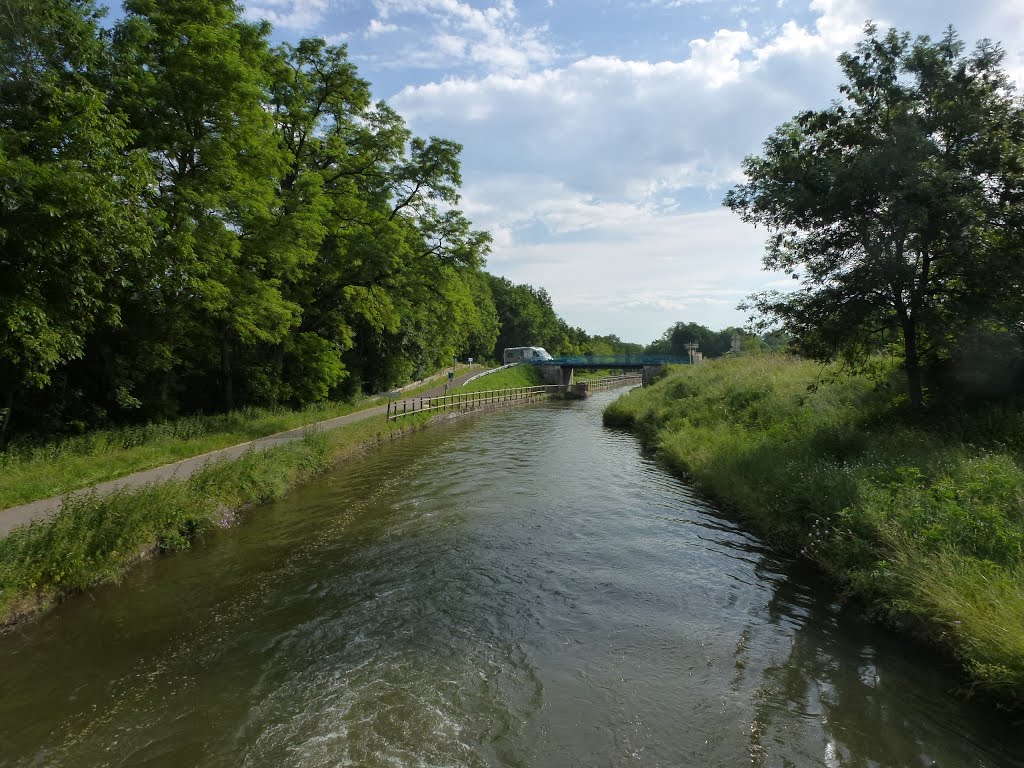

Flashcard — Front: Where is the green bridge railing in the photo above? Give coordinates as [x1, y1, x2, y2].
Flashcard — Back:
[385, 374, 643, 421]
[526, 355, 687, 366]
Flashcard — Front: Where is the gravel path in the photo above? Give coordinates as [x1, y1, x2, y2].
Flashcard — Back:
[0, 369, 487, 537]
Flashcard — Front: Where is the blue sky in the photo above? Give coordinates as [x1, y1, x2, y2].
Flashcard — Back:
[242, 1, 1023, 343]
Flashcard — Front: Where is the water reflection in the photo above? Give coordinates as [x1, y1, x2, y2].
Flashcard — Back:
[742, 562, 1021, 768]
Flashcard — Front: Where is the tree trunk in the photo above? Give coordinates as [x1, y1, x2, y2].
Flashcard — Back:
[0, 389, 13, 450]
[221, 331, 235, 412]
[272, 343, 285, 408]
[902, 319, 924, 411]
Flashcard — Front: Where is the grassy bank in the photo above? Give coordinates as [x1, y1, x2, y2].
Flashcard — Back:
[604, 355, 1024, 707]
[0, 365, 476, 510]
[0, 401, 382, 510]
[460, 364, 544, 391]
[0, 411, 434, 626]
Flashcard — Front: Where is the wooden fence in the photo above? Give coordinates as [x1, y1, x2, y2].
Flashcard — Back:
[386, 385, 560, 421]
[385, 375, 643, 421]
[578, 374, 642, 392]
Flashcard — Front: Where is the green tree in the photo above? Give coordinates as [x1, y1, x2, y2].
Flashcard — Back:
[0, 0, 152, 440]
[241, 37, 374, 405]
[726, 25, 1024, 409]
[261, 38, 494, 398]
[646, 322, 736, 358]
[112, 0, 292, 411]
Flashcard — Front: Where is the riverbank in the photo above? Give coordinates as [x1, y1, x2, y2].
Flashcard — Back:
[0, 410, 444, 627]
[0, 366, 476, 512]
[603, 355, 1024, 709]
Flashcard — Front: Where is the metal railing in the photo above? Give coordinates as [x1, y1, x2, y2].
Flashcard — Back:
[526, 355, 687, 366]
[577, 374, 642, 391]
[386, 385, 559, 421]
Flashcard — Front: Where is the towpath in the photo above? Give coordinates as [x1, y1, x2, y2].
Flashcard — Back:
[0, 369, 488, 537]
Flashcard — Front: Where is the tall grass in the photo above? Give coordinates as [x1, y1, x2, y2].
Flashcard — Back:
[0, 361, 489, 509]
[605, 355, 1024, 708]
[0, 412, 427, 625]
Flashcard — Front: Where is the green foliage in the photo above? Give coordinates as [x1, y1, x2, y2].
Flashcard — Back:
[605, 355, 1024, 706]
[645, 321, 761, 357]
[111, 0, 296, 412]
[0, 0, 153, 430]
[727, 25, 1024, 410]
[486, 275, 629, 359]
[0, 1, 618, 450]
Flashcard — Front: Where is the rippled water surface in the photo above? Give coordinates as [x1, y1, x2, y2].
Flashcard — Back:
[1, 391, 1022, 767]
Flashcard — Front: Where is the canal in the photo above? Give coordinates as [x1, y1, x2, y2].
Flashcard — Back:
[0, 390, 1021, 767]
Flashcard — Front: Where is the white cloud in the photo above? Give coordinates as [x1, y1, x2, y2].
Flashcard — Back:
[649, 0, 718, 6]
[482, 207, 776, 340]
[245, 0, 331, 30]
[368, 0, 556, 74]
[381, 0, 1024, 339]
[681, 28, 754, 86]
[366, 18, 399, 37]
[392, 43, 832, 202]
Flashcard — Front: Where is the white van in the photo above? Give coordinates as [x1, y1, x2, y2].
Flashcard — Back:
[503, 346, 554, 365]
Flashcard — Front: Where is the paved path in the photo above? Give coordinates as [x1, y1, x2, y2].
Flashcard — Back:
[0, 369, 488, 537]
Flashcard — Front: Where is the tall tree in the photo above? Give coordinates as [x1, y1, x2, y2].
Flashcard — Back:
[0, 0, 152, 441]
[112, 0, 291, 411]
[262, 38, 494, 397]
[488, 276, 580, 357]
[726, 25, 1024, 409]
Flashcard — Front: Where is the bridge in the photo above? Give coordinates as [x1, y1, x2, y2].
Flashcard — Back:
[526, 355, 688, 369]
[523, 355, 689, 387]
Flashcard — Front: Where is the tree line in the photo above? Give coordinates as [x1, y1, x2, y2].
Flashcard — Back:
[0, 0, 626, 443]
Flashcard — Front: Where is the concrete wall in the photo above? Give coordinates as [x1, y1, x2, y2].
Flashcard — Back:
[538, 366, 574, 386]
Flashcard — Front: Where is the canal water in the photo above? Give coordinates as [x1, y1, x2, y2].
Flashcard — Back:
[1, 391, 1021, 767]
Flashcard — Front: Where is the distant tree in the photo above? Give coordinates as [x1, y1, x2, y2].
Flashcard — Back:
[760, 329, 792, 353]
[646, 322, 736, 358]
[583, 334, 644, 357]
[726, 25, 1024, 409]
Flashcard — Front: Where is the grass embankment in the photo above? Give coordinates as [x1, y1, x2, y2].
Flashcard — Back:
[604, 355, 1024, 707]
[0, 366, 472, 511]
[0, 411, 433, 626]
[460, 364, 544, 391]
[0, 402, 378, 510]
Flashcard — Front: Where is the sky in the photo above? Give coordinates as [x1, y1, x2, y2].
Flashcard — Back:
[240, 0, 1024, 345]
